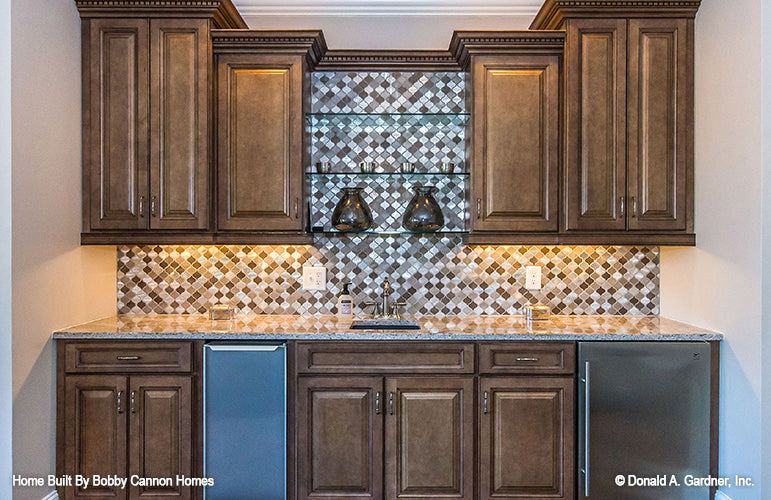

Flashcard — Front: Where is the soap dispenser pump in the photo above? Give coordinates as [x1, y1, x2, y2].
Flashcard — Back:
[337, 282, 353, 317]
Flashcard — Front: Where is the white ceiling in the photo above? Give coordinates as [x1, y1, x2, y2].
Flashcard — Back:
[231, 0, 543, 17]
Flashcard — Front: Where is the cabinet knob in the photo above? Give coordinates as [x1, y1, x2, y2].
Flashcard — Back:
[631, 196, 637, 218]
[476, 199, 481, 220]
[139, 197, 145, 218]
[150, 196, 157, 218]
[483, 391, 488, 414]
[294, 198, 299, 219]
[130, 391, 136, 414]
[375, 392, 381, 415]
[117, 391, 123, 414]
[619, 196, 625, 217]
[389, 392, 394, 415]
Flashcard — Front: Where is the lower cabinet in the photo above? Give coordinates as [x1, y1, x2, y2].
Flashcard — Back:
[479, 377, 574, 499]
[297, 376, 474, 500]
[57, 341, 198, 500]
[294, 342, 574, 500]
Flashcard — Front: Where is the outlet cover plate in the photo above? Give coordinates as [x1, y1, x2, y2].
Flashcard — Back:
[525, 266, 542, 290]
[302, 266, 326, 290]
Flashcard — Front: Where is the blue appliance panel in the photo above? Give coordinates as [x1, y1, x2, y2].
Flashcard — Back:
[204, 342, 286, 500]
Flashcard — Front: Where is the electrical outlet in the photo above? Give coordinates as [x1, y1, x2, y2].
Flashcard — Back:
[525, 266, 542, 290]
[302, 266, 326, 291]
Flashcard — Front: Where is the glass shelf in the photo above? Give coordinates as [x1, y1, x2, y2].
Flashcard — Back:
[306, 112, 470, 128]
[306, 171, 469, 178]
[310, 229, 469, 236]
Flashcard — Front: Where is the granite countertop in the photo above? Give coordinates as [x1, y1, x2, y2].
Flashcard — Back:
[53, 314, 723, 341]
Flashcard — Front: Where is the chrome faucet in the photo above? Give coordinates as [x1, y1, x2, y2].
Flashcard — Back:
[363, 280, 406, 319]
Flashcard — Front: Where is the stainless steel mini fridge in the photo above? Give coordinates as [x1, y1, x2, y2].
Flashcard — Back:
[578, 342, 712, 500]
[204, 342, 287, 500]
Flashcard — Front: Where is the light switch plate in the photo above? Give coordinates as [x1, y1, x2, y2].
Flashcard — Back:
[302, 266, 326, 290]
[525, 266, 542, 290]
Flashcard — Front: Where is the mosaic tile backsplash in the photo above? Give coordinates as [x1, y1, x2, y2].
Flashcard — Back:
[117, 241, 659, 316]
[117, 72, 659, 317]
[308, 71, 468, 232]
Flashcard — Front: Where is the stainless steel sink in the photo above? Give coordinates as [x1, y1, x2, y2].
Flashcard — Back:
[349, 319, 420, 330]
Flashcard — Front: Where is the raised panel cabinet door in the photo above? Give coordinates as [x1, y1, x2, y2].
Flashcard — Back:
[471, 54, 560, 232]
[128, 376, 193, 500]
[149, 19, 210, 230]
[217, 53, 305, 231]
[479, 377, 574, 500]
[564, 19, 627, 231]
[627, 18, 690, 231]
[86, 18, 149, 230]
[385, 377, 474, 500]
[297, 377, 384, 500]
[64, 375, 128, 499]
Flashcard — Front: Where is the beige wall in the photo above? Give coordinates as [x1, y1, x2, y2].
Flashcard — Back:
[1, 0, 12, 496]
[242, 14, 532, 48]
[10, 0, 116, 498]
[659, 0, 765, 496]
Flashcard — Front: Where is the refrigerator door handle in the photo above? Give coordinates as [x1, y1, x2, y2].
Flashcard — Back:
[583, 361, 590, 497]
[205, 344, 283, 352]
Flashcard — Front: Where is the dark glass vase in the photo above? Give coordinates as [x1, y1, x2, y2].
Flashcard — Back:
[331, 187, 373, 231]
[402, 186, 444, 232]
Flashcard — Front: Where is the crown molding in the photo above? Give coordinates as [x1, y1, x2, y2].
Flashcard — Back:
[74, 0, 247, 27]
[530, 0, 702, 29]
[450, 30, 566, 69]
[211, 30, 327, 67]
[233, 0, 542, 17]
[315, 49, 460, 71]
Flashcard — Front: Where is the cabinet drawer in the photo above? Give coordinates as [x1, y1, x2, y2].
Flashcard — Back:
[479, 342, 575, 375]
[64, 341, 192, 373]
[296, 342, 475, 374]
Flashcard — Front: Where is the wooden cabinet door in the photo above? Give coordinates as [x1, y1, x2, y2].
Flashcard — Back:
[64, 375, 128, 499]
[297, 377, 384, 500]
[148, 19, 210, 230]
[627, 18, 689, 231]
[216, 53, 305, 231]
[564, 18, 627, 231]
[479, 377, 574, 500]
[385, 377, 474, 500]
[471, 54, 560, 232]
[128, 376, 193, 500]
[85, 18, 149, 231]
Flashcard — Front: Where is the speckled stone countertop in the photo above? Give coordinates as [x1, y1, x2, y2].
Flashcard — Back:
[53, 314, 723, 341]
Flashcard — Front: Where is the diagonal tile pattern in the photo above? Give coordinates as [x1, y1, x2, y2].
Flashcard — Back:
[117, 243, 660, 316]
[117, 71, 660, 317]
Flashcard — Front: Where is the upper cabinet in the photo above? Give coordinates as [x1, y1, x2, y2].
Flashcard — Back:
[531, 0, 700, 244]
[76, 0, 246, 244]
[452, 32, 564, 243]
[75, 0, 701, 246]
[212, 31, 325, 243]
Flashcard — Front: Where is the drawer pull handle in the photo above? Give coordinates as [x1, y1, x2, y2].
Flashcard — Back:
[117, 356, 140, 361]
[130, 391, 136, 414]
[117, 391, 123, 414]
[389, 392, 394, 415]
[483, 391, 488, 414]
[375, 392, 381, 415]
[516, 357, 539, 362]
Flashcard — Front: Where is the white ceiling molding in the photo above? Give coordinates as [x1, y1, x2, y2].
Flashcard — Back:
[233, 0, 543, 17]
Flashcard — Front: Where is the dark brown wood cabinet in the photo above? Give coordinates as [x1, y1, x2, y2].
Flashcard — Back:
[453, 32, 564, 242]
[57, 341, 200, 500]
[386, 377, 474, 500]
[76, 1, 246, 244]
[297, 376, 383, 500]
[295, 342, 567, 500]
[212, 31, 324, 243]
[531, 0, 699, 243]
[479, 377, 574, 500]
